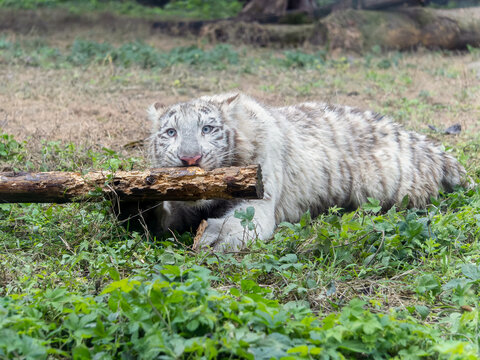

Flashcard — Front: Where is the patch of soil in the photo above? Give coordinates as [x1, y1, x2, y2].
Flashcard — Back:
[0, 67, 151, 158]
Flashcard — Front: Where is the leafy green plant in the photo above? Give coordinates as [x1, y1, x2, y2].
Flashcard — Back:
[234, 206, 255, 231]
[0, 36, 12, 50]
[1, 268, 478, 358]
[112, 41, 164, 69]
[0, 133, 31, 171]
[442, 263, 480, 305]
[0, 134, 24, 161]
[1, 39, 240, 70]
[467, 44, 480, 59]
[67, 39, 114, 66]
[281, 50, 326, 68]
[167, 44, 239, 68]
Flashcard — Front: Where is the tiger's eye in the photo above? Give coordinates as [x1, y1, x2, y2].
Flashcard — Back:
[202, 125, 213, 134]
[166, 128, 177, 137]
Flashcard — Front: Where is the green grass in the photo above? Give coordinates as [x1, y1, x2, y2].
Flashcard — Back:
[0, 37, 346, 72]
[0, 38, 240, 70]
[0, 0, 242, 20]
[0, 128, 479, 359]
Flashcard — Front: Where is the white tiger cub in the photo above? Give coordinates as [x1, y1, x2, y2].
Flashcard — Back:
[147, 93, 468, 251]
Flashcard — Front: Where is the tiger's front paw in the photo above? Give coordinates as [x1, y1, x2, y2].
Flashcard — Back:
[195, 217, 255, 252]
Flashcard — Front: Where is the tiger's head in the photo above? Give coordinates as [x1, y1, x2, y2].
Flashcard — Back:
[148, 94, 239, 170]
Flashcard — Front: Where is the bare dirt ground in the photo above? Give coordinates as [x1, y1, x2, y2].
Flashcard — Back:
[1, 12, 479, 167]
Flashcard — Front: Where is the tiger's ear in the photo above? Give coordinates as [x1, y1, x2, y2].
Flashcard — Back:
[224, 93, 240, 105]
[218, 93, 241, 114]
[153, 102, 165, 110]
[147, 102, 166, 125]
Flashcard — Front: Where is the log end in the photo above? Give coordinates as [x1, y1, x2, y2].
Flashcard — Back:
[255, 164, 264, 199]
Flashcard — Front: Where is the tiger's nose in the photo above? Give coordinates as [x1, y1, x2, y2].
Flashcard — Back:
[180, 155, 202, 166]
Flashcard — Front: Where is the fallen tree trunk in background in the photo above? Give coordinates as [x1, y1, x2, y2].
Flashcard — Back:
[237, 0, 428, 23]
[321, 7, 480, 52]
[0, 165, 263, 203]
[239, 0, 320, 22]
[159, 7, 480, 51]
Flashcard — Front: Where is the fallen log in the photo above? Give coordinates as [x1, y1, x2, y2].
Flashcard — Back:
[0, 165, 263, 203]
[153, 7, 480, 51]
[320, 7, 480, 52]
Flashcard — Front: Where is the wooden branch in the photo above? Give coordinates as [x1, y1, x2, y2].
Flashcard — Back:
[0, 165, 263, 203]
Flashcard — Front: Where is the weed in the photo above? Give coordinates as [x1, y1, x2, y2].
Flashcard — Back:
[0, 36, 11, 50]
[234, 206, 256, 231]
[281, 50, 326, 68]
[0, 133, 31, 171]
[467, 44, 480, 59]
[1, 39, 240, 70]
[67, 39, 114, 66]
[167, 44, 239, 68]
[113, 41, 165, 69]
[0, 134, 23, 161]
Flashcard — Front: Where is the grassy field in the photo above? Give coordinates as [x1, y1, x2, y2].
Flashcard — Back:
[1, 7, 480, 359]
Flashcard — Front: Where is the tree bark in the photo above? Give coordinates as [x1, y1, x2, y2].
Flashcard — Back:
[186, 7, 480, 50]
[0, 166, 263, 203]
[240, 0, 288, 20]
[322, 7, 480, 52]
[238, 0, 319, 22]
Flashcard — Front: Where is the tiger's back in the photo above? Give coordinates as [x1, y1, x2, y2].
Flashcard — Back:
[273, 102, 466, 222]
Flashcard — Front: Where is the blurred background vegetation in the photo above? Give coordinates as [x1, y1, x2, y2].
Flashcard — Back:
[0, 0, 478, 19]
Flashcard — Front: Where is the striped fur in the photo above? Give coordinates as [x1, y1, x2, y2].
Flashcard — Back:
[148, 93, 468, 251]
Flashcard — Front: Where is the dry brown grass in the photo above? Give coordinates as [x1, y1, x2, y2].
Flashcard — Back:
[1, 17, 479, 165]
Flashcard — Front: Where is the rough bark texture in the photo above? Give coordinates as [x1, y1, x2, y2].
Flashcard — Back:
[240, 0, 287, 19]
[239, 0, 319, 22]
[0, 166, 263, 203]
[322, 7, 480, 52]
[200, 21, 317, 46]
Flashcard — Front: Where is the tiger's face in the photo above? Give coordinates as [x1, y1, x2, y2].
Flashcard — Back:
[148, 99, 236, 171]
